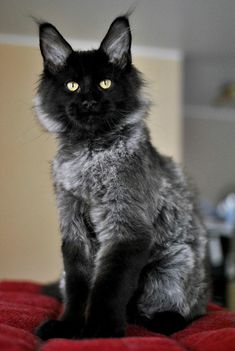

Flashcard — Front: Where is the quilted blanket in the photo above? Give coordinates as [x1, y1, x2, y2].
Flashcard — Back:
[0, 280, 235, 351]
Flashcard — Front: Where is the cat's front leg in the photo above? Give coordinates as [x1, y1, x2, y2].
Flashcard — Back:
[36, 190, 92, 340]
[83, 214, 152, 338]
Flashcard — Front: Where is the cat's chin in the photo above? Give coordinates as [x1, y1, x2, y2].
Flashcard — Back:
[80, 112, 102, 118]
[66, 113, 110, 135]
[67, 112, 102, 127]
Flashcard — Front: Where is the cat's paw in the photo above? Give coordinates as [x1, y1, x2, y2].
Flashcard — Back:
[82, 317, 125, 339]
[35, 319, 78, 340]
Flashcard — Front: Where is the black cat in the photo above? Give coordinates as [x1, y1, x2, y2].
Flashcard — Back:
[34, 16, 210, 340]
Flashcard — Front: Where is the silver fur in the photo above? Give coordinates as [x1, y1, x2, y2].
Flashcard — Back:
[36, 97, 209, 320]
[35, 18, 209, 328]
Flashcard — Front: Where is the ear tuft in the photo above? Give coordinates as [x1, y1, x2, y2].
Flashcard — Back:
[39, 23, 73, 71]
[100, 16, 132, 68]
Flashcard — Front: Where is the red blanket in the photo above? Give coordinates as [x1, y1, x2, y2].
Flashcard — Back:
[0, 280, 235, 351]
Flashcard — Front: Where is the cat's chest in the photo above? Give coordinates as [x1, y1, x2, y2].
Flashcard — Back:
[52, 147, 120, 200]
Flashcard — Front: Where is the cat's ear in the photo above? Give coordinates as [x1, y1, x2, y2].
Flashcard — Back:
[39, 23, 73, 72]
[100, 16, 132, 68]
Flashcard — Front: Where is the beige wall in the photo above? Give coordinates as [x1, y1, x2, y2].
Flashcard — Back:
[0, 44, 182, 282]
[134, 56, 182, 162]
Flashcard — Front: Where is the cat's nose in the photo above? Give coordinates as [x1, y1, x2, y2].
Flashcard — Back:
[82, 100, 97, 110]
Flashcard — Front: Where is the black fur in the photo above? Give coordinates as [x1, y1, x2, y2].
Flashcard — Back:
[34, 16, 209, 340]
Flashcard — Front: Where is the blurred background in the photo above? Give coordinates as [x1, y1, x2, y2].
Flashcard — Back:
[0, 0, 235, 309]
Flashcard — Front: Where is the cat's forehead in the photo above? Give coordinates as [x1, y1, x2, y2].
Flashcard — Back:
[66, 50, 113, 76]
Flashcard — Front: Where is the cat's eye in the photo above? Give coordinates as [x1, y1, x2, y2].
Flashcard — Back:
[99, 79, 112, 90]
[66, 81, 80, 92]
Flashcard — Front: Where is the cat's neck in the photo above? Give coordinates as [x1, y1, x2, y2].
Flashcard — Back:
[57, 118, 149, 155]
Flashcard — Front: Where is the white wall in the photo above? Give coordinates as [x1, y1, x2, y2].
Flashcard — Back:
[183, 57, 235, 203]
[184, 111, 235, 203]
[184, 57, 235, 105]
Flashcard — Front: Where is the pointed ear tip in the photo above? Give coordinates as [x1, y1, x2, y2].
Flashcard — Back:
[39, 22, 57, 35]
[114, 15, 130, 27]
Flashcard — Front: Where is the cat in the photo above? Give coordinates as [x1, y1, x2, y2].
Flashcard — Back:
[34, 16, 210, 340]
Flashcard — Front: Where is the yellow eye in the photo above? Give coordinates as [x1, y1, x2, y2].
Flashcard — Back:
[66, 81, 79, 92]
[99, 79, 112, 90]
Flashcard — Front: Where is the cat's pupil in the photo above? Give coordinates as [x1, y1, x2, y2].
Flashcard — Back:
[66, 81, 79, 92]
[100, 79, 112, 90]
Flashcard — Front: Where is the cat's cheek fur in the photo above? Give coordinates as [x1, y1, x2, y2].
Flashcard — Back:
[33, 95, 66, 133]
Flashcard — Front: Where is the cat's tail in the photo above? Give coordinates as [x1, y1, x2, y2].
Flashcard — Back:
[41, 281, 63, 301]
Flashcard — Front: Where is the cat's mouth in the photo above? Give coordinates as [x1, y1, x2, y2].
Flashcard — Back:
[66, 104, 102, 123]
[80, 111, 101, 117]
[65, 103, 121, 133]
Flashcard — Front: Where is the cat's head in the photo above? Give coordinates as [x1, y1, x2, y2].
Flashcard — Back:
[35, 16, 146, 139]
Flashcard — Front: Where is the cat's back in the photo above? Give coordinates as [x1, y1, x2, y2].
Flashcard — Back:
[149, 144, 196, 205]
[145, 145, 206, 241]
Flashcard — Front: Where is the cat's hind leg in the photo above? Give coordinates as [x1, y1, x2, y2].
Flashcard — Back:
[131, 243, 208, 335]
[127, 296, 190, 335]
[135, 311, 190, 335]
